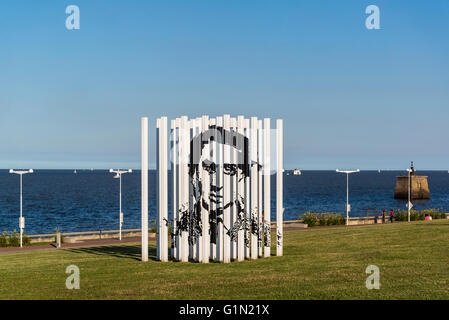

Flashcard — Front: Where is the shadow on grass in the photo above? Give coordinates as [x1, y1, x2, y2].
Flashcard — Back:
[65, 245, 158, 261]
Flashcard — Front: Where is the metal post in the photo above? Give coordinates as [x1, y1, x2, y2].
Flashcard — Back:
[336, 169, 360, 226]
[109, 168, 132, 240]
[408, 168, 411, 222]
[56, 232, 61, 248]
[141, 117, 149, 262]
[10, 169, 33, 248]
[119, 173, 122, 240]
[346, 173, 349, 226]
[20, 174, 23, 248]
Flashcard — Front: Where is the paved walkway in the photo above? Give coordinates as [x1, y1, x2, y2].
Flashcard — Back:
[0, 236, 156, 254]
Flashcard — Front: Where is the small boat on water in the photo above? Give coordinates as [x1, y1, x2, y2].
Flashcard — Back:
[293, 168, 301, 176]
[378, 169, 381, 173]
[74, 169, 77, 174]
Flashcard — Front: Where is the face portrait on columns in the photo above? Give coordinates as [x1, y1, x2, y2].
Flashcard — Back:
[177, 124, 250, 246]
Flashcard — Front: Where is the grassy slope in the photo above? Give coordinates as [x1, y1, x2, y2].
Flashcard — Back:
[1, 219, 448, 299]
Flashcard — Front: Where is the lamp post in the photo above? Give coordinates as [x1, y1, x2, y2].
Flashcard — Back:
[9, 169, 34, 247]
[109, 169, 132, 240]
[406, 167, 413, 222]
[336, 169, 360, 226]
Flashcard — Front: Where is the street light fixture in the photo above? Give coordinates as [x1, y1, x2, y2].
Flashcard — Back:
[109, 168, 132, 240]
[406, 167, 413, 223]
[9, 169, 34, 247]
[336, 169, 360, 226]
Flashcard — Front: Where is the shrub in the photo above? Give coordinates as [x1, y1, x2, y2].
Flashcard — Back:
[302, 212, 345, 227]
[394, 209, 446, 221]
[22, 235, 31, 246]
[0, 231, 7, 247]
[8, 230, 20, 247]
[0, 230, 32, 247]
[302, 212, 318, 227]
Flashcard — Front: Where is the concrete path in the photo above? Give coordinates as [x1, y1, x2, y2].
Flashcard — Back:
[0, 236, 156, 255]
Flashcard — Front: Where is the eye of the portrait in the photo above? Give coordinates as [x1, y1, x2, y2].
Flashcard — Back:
[202, 159, 216, 174]
[223, 163, 237, 176]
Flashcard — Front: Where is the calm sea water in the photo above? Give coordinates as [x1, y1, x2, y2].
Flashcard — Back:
[1, 170, 448, 234]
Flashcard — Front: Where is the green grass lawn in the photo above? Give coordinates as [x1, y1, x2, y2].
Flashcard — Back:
[1, 219, 449, 299]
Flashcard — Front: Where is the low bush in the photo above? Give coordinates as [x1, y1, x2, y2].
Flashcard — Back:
[22, 235, 31, 246]
[393, 209, 447, 221]
[302, 212, 345, 227]
[0, 230, 32, 247]
[0, 231, 7, 247]
[7, 230, 20, 247]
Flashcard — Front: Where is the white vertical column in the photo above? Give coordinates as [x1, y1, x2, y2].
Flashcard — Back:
[209, 118, 217, 261]
[223, 114, 231, 263]
[156, 118, 160, 260]
[181, 116, 190, 262]
[157, 117, 168, 262]
[237, 116, 245, 261]
[189, 118, 196, 262]
[250, 117, 258, 260]
[263, 118, 271, 258]
[195, 117, 203, 262]
[257, 119, 263, 258]
[188, 119, 196, 261]
[201, 115, 210, 263]
[216, 116, 224, 262]
[244, 118, 250, 259]
[141, 117, 149, 262]
[176, 118, 183, 261]
[276, 119, 284, 256]
[163, 117, 169, 261]
[230, 117, 237, 261]
[171, 119, 177, 260]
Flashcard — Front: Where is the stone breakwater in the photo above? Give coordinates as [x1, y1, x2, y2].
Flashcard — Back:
[394, 175, 430, 199]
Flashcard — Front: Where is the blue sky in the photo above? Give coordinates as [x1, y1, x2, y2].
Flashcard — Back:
[0, 0, 448, 170]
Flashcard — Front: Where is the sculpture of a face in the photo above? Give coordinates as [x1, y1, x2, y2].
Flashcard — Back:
[175, 125, 251, 247]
